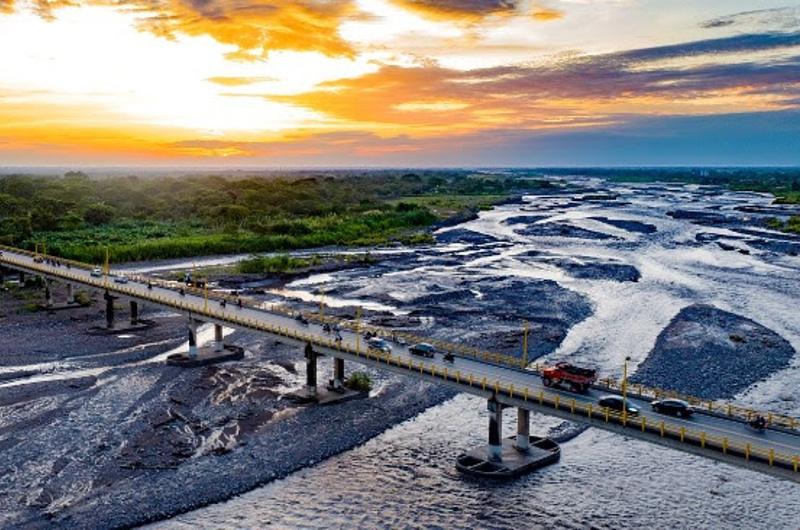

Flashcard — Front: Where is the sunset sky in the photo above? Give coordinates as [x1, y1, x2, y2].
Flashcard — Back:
[1, 0, 799, 167]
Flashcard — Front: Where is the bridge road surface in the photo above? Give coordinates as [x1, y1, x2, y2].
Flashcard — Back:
[2, 248, 800, 483]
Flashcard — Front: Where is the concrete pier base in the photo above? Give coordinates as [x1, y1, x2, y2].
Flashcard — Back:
[456, 436, 561, 479]
[87, 319, 156, 335]
[166, 344, 245, 367]
[66, 283, 75, 304]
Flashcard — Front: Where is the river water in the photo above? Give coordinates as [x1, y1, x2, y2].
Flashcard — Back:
[150, 181, 800, 529]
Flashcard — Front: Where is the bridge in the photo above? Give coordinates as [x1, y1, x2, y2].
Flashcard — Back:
[2, 245, 800, 482]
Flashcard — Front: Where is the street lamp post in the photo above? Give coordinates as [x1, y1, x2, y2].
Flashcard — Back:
[355, 306, 362, 353]
[622, 355, 631, 425]
[522, 320, 529, 368]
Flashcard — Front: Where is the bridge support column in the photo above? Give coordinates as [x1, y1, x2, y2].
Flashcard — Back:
[305, 342, 317, 396]
[44, 279, 53, 307]
[0, 267, 5, 284]
[129, 300, 139, 325]
[188, 320, 199, 359]
[66, 283, 75, 304]
[214, 324, 224, 352]
[19, 271, 25, 284]
[104, 290, 116, 329]
[333, 357, 345, 390]
[515, 408, 530, 452]
[488, 397, 503, 462]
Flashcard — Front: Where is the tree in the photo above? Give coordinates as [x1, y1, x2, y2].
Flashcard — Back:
[83, 203, 116, 226]
[60, 211, 84, 231]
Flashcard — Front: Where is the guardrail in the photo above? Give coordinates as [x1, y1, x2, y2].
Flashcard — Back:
[2, 246, 799, 437]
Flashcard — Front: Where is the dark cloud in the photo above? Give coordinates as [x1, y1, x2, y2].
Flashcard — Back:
[399, 0, 519, 14]
[620, 31, 800, 62]
[702, 7, 800, 32]
[280, 31, 800, 128]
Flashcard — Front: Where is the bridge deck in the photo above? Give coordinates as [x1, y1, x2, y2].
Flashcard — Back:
[2, 247, 800, 482]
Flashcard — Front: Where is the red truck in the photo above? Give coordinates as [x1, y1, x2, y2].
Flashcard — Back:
[542, 362, 597, 393]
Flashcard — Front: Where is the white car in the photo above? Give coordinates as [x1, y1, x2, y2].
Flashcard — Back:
[367, 337, 392, 354]
[113, 275, 129, 284]
[90, 267, 103, 277]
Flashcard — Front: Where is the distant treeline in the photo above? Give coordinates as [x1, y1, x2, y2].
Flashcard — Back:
[0, 170, 546, 263]
[543, 167, 800, 198]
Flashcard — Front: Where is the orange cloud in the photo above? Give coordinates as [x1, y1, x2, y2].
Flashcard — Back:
[2, 1, 361, 58]
[392, 0, 521, 21]
[207, 76, 277, 87]
[277, 36, 800, 135]
[532, 8, 562, 21]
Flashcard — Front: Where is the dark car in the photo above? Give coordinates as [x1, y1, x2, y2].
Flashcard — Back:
[651, 399, 693, 417]
[409, 342, 436, 358]
[598, 395, 639, 415]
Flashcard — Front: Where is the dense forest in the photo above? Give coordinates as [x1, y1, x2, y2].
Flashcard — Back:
[0, 170, 547, 263]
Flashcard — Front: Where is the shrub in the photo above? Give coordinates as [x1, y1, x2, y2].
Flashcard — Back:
[345, 372, 372, 392]
[74, 291, 92, 306]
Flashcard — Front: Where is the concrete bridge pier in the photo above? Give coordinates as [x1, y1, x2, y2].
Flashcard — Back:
[44, 279, 54, 308]
[214, 324, 224, 352]
[188, 319, 199, 359]
[515, 408, 530, 452]
[18, 271, 25, 284]
[0, 266, 5, 284]
[104, 290, 117, 329]
[66, 283, 76, 304]
[488, 397, 503, 462]
[456, 400, 559, 479]
[129, 300, 139, 325]
[305, 342, 317, 397]
[332, 357, 345, 390]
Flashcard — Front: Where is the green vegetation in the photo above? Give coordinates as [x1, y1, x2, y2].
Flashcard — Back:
[773, 192, 800, 205]
[237, 252, 375, 275]
[389, 194, 508, 218]
[0, 170, 547, 263]
[766, 216, 800, 234]
[345, 372, 372, 392]
[238, 254, 312, 274]
[73, 290, 93, 306]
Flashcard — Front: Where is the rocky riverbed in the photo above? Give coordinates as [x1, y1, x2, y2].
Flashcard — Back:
[0, 298, 459, 528]
[632, 304, 795, 399]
